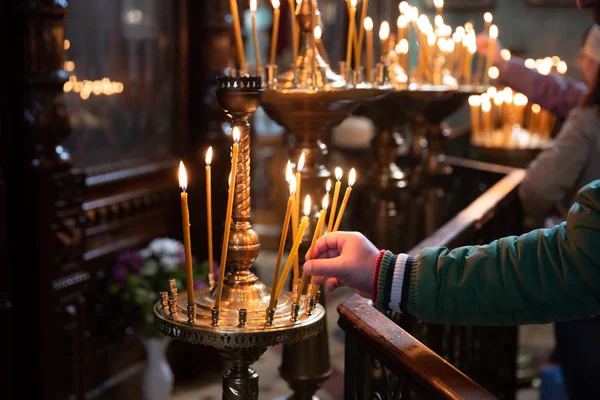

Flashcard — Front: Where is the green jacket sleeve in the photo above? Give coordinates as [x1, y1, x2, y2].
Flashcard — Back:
[374, 180, 600, 325]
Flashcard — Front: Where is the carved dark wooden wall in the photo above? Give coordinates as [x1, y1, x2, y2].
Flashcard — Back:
[6, 0, 231, 398]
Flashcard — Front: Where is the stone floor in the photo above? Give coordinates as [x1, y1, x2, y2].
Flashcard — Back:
[171, 250, 555, 400]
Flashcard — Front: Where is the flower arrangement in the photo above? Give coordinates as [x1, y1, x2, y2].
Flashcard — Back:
[110, 237, 215, 337]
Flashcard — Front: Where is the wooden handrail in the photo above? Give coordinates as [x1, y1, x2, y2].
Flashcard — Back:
[338, 295, 495, 399]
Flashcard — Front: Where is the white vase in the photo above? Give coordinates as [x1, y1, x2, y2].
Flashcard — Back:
[142, 337, 174, 400]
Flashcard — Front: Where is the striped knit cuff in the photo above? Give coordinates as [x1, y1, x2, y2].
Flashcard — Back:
[374, 253, 414, 313]
[372, 249, 386, 303]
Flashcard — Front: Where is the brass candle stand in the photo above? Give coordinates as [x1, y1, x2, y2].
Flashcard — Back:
[154, 75, 325, 400]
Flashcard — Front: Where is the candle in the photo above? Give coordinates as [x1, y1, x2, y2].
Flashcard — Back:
[274, 195, 311, 301]
[397, 15, 407, 45]
[355, 0, 369, 69]
[493, 91, 505, 130]
[270, 0, 281, 65]
[530, 104, 541, 134]
[269, 165, 296, 309]
[327, 167, 343, 233]
[484, 24, 498, 85]
[292, 152, 305, 284]
[398, 39, 409, 77]
[434, 0, 444, 16]
[288, 0, 299, 62]
[379, 21, 390, 61]
[346, 0, 357, 68]
[364, 17, 374, 82]
[315, 26, 330, 65]
[297, 194, 329, 304]
[250, 0, 262, 72]
[228, 0, 246, 70]
[482, 100, 492, 135]
[557, 61, 568, 76]
[214, 128, 241, 310]
[205, 147, 214, 289]
[468, 95, 481, 144]
[333, 168, 357, 232]
[179, 161, 195, 306]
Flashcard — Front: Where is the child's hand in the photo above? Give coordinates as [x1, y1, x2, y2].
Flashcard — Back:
[303, 232, 379, 298]
[476, 33, 503, 65]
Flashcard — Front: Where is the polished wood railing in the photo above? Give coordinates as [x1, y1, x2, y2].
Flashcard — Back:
[339, 158, 526, 399]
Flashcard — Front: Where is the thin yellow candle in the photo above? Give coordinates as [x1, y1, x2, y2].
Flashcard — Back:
[333, 168, 357, 232]
[346, 0, 357, 67]
[482, 100, 492, 135]
[355, 0, 369, 69]
[269, 167, 296, 309]
[292, 152, 305, 284]
[364, 17, 374, 82]
[205, 147, 214, 289]
[214, 128, 241, 310]
[475, 12, 492, 83]
[270, 0, 281, 65]
[434, 0, 444, 16]
[379, 21, 390, 61]
[288, 0, 299, 62]
[315, 26, 330, 65]
[530, 104, 541, 134]
[484, 24, 498, 85]
[296, 194, 329, 304]
[274, 195, 311, 301]
[327, 167, 343, 233]
[468, 96, 481, 143]
[228, 0, 246, 69]
[250, 0, 262, 72]
[179, 161, 195, 306]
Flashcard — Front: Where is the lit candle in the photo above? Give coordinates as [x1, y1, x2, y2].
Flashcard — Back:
[315, 25, 329, 66]
[484, 24, 498, 85]
[333, 168, 357, 232]
[434, 0, 444, 16]
[557, 61, 568, 76]
[269, 164, 296, 309]
[270, 0, 281, 66]
[292, 152, 305, 284]
[179, 161, 195, 306]
[397, 15, 407, 43]
[468, 95, 481, 144]
[355, 0, 369, 69]
[288, 0, 298, 62]
[327, 167, 343, 233]
[364, 17, 374, 82]
[482, 100, 492, 134]
[214, 128, 241, 310]
[474, 12, 492, 84]
[205, 147, 214, 289]
[297, 194, 329, 304]
[274, 195, 311, 301]
[346, 0, 357, 68]
[250, 0, 262, 72]
[379, 21, 390, 61]
[228, 0, 246, 70]
[530, 104, 541, 134]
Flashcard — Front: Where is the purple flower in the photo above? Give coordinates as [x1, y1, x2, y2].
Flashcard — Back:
[113, 251, 144, 285]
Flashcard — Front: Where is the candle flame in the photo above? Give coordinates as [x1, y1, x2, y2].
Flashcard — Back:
[350, 0, 357, 7]
[232, 127, 241, 143]
[489, 24, 498, 39]
[179, 161, 188, 191]
[500, 49, 511, 61]
[250, 0, 257, 12]
[532, 104, 541, 114]
[434, 15, 443, 27]
[348, 168, 357, 187]
[335, 167, 343, 181]
[408, 6, 419, 22]
[480, 93, 490, 104]
[297, 152, 305, 173]
[488, 66, 499, 80]
[434, 0, 444, 8]
[364, 16, 373, 31]
[482, 101, 491, 113]
[557, 61, 567, 75]
[524, 58, 536, 69]
[437, 38, 446, 51]
[552, 56, 560, 66]
[271, 0, 280, 9]
[427, 33, 437, 47]
[322, 194, 329, 210]
[326, 179, 332, 192]
[494, 92, 504, 105]
[446, 39, 455, 53]
[379, 21, 390, 41]
[397, 15, 407, 28]
[289, 175, 297, 196]
[468, 41, 477, 55]
[398, 39, 409, 53]
[468, 95, 481, 107]
[456, 26, 465, 36]
[205, 146, 213, 165]
[484, 12, 493, 23]
[399, 1, 409, 14]
[514, 93, 528, 106]
[314, 26, 322, 40]
[303, 195, 311, 216]
[464, 21, 474, 32]
[487, 86, 497, 97]
[286, 160, 293, 184]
